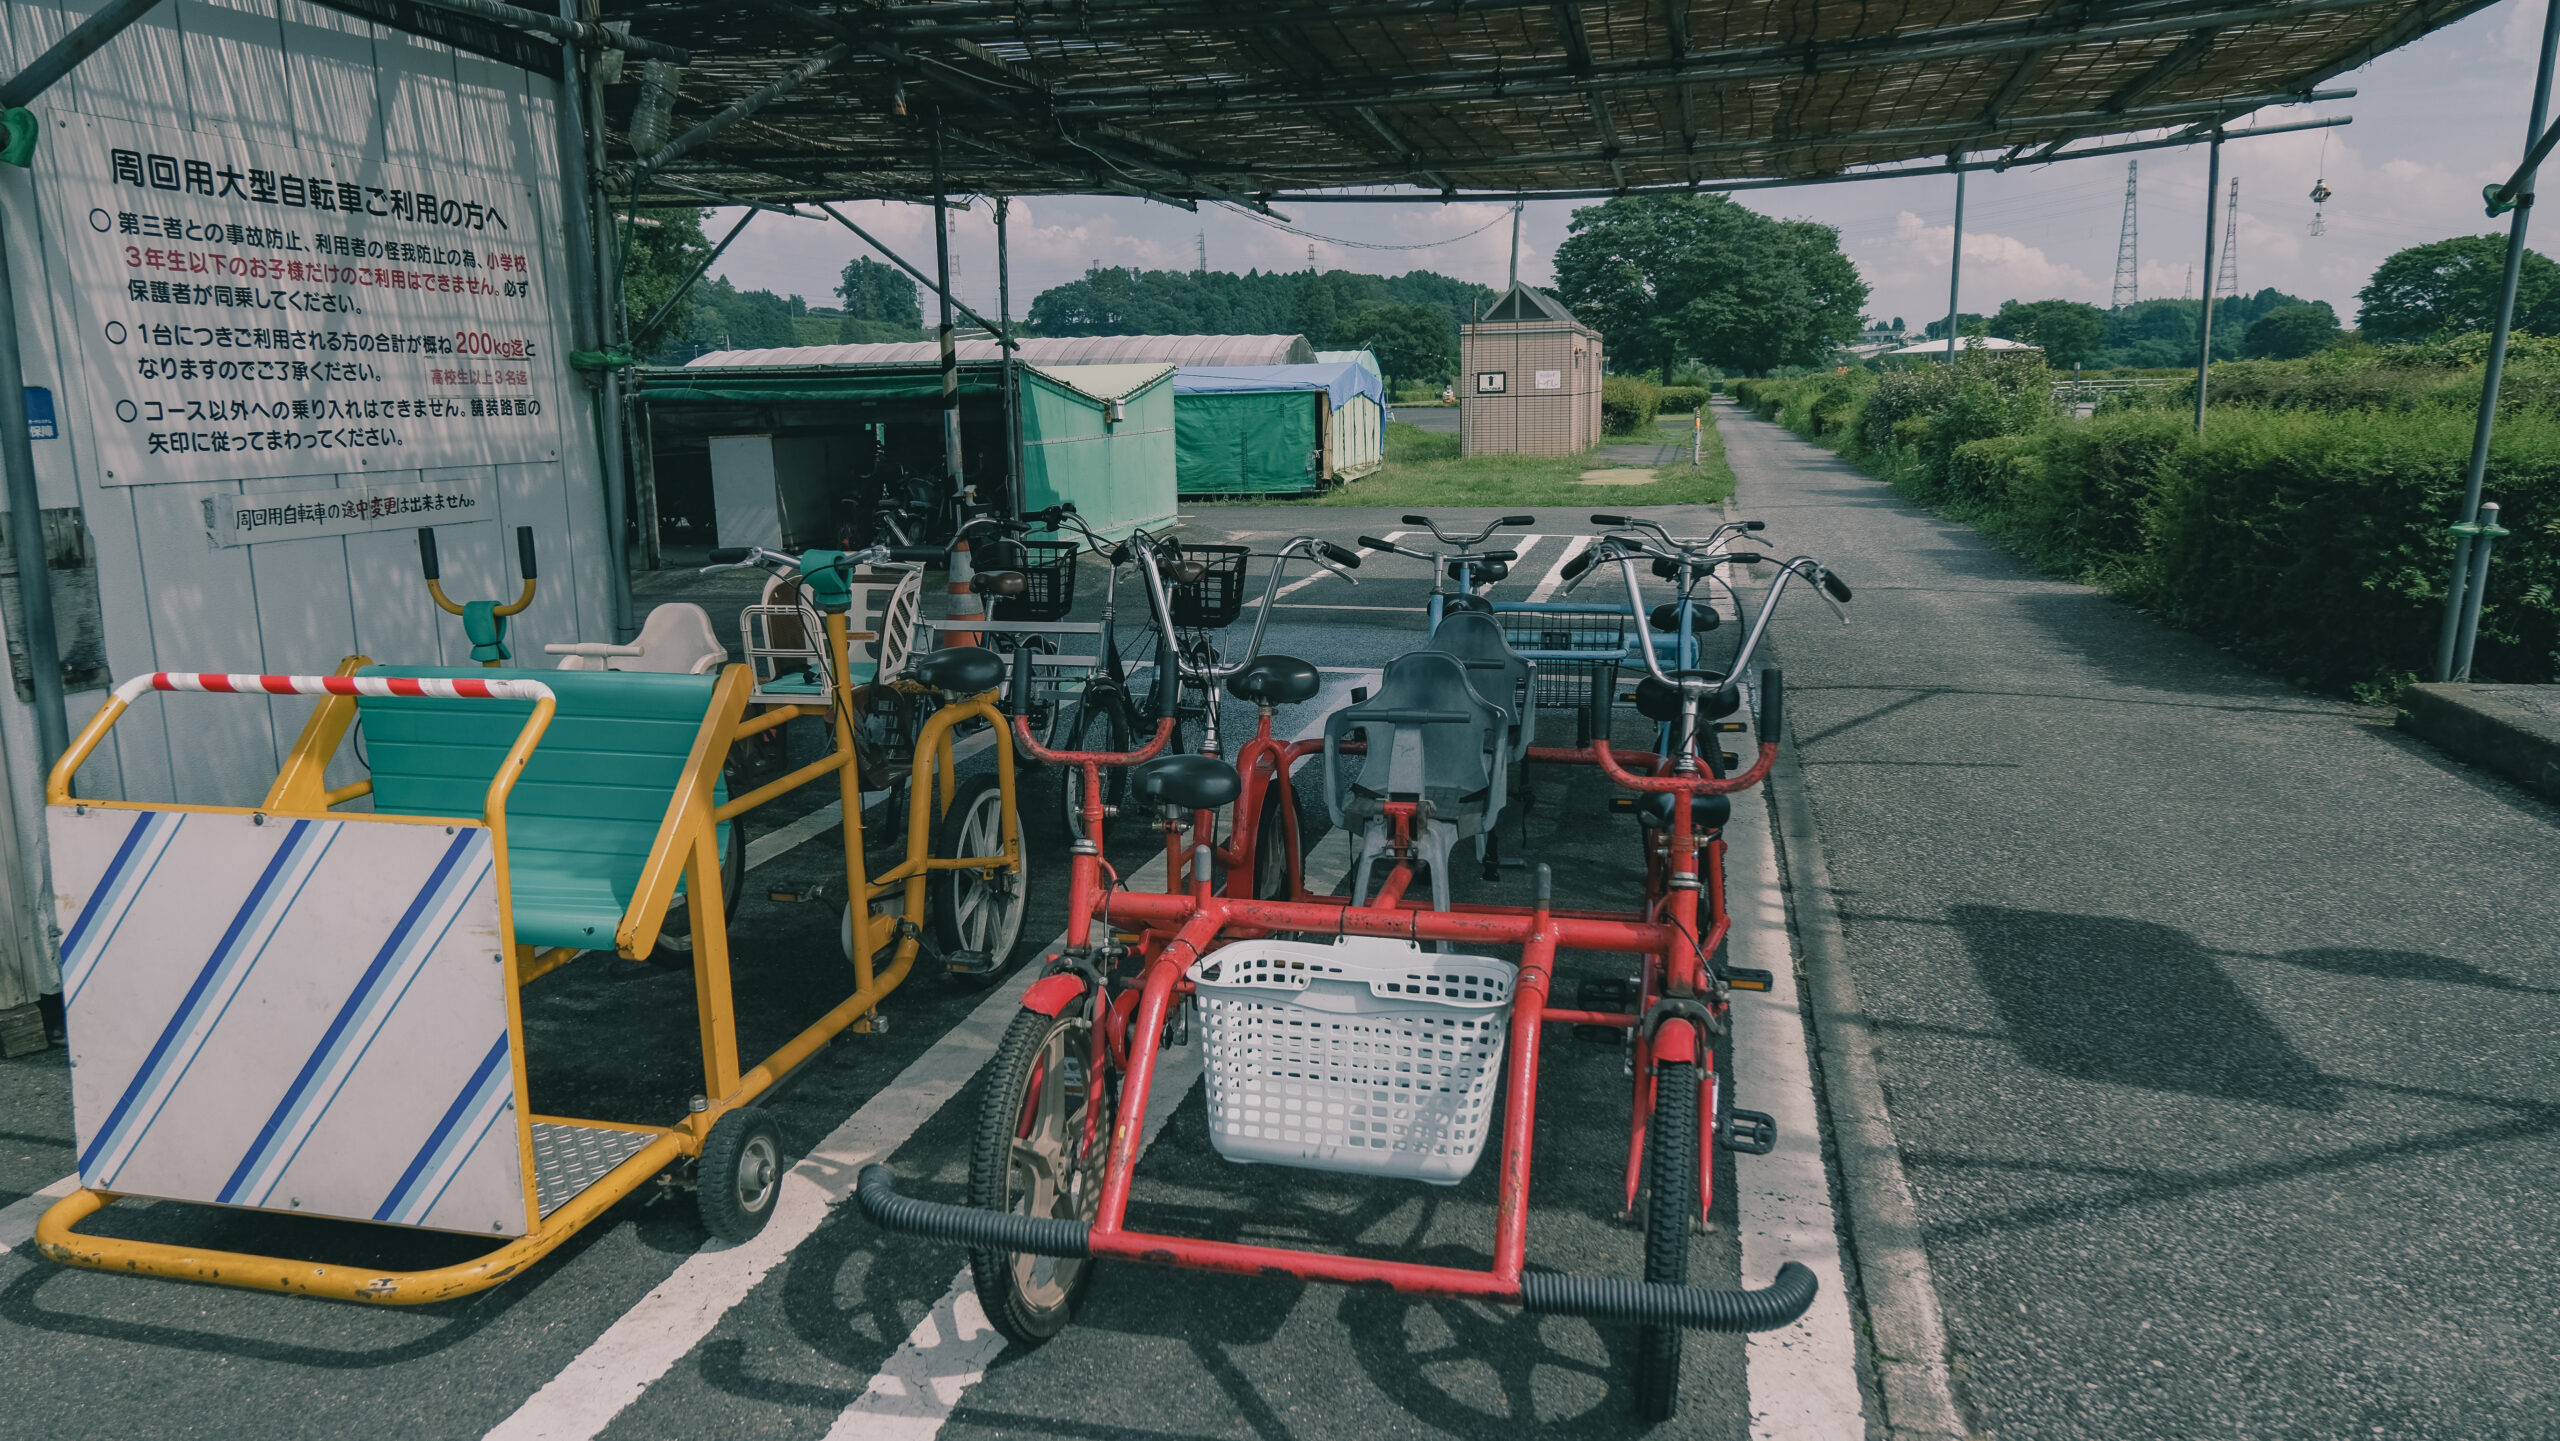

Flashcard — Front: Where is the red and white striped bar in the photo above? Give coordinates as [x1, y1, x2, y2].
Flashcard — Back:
[113, 672, 556, 705]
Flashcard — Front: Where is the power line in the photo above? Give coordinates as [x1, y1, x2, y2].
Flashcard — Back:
[1213, 201, 1516, 252]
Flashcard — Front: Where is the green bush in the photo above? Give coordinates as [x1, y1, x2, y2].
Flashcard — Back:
[1657, 385, 1710, 414]
[1602, 374, 1662, 434]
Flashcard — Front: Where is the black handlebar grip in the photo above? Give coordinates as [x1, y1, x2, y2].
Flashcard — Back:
[1355, 536, 1395, 552]
[1744, 520, 1768, 531]
[1560, 549, 1595, 581]
[1590, 513, 1629, 526]
[1822, 570, 1854, 602]
[888, 545, 945, 563]
[1157, 639, 1182, 721]
[1728, 551, 1764, 564]
[707, 547, 751, 563]
[1483, 549, 1518, 562]
[1501, 514, 1535, 527]
[1401, 514, 1431, 526]
[417, 527, 441, 581]
[1032, 504, 1067, 526]
[1759, 668, 1784, 742]
[515, 526, 537, 581]
[1319, 541, 1364, 569]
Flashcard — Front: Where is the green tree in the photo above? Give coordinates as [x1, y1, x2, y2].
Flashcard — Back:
[2244, 302, 2344, 359]
[1989, 299, 2105, 365]
[837, 255, 922, 330]
[620, 208, 712, 361]
[1342, 302, 1457, 389]
[1290, 271, 1341, 346]
[1550, 194, 1868, 374]
[692, 277, 800, 352]
[2358, 235, 2560, 342]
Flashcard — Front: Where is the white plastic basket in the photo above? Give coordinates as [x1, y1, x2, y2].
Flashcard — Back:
[1185, 937, 1516, 1185]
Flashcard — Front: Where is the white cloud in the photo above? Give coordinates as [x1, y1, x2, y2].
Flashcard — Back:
[1855, 211, 2096, 321]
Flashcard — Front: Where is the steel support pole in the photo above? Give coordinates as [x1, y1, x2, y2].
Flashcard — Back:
[1944, 165, 1965, 360]
[996, 196, 1024, 520]
[2438, 0, 2560, 681]
[0, 0, 165, 109]
[2193, 136, 2222, 433]
[931, 120, 976, 642]
[1508, 198, 1521, 289]
[2453, 502, 2505, 680]
[557, 10, 633, 631]
[634, 206, 756, 347]
[0, 212, 66, 769]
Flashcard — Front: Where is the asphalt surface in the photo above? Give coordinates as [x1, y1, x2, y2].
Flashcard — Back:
[1722, 399, 2560, 1440]
[0, 504, 1801, 1440]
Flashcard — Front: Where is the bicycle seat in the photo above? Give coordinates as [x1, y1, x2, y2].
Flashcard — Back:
[1130, 753, 1242, 812]
[1226, 654, 1322, 706]
[1649, 602, 1720, 634]
[1634, 790, 1732, 832]
[909, 645, 1006, 694]
[1634, 672, 1740, 723]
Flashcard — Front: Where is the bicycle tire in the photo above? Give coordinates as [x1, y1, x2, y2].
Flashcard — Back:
[1635, 1058, 1699, 1420]
[1055, 695, 1131, 841]
[968, 1004, 1110, 1345]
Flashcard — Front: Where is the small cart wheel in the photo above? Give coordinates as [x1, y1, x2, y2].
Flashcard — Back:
[698, 1106, 785, 1242]
[968, 1004, 1112, 1345]
[1635, 1058, 1699, 1421]
[933, 773, 1029, 988]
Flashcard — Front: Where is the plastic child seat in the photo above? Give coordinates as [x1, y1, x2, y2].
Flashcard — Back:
[1425, 612, 1535, 761]
[1321, 650, 1509, 914]
[1226, 654, 1322, 706]
[551, 603, 726, 674]
[355, 665, 732, 952]
[745, 563, 921, 704]
[907, 645, 1005, 695]
[1130, 753, 1243, 813]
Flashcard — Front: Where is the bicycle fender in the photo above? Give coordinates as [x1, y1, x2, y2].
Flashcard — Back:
[1653, 1022, 1701, 1065]
[1022, 973, 1090, 1016]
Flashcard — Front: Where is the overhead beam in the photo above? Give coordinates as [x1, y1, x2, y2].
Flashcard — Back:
[633, 44, 849, 179]
[402, 0, 689, 62]
[1263, 115, 2353, 201]
[1042, 0, 2405, 117]
[816, 201, 1014, 340]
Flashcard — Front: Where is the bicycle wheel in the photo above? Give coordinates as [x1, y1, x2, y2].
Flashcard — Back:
[968, 1004, 1111, 1345]
[931, 773, 1028, 987]
[1054, 693, 1131, 841]
[1250, 774, 1301, 901]
[1635, 1057, 1700, 1421]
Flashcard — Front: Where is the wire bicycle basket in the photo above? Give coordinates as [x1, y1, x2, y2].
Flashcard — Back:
[1171, 544, 1252, 628]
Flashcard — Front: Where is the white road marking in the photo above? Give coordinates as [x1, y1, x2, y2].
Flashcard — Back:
[0, 1174, 80, 1258]
[1731, 743, 1865, 1440]
[1478, 534, 1546, 595]
[1277, 532, 1404, 598]
[1526, 534, 1594, 603]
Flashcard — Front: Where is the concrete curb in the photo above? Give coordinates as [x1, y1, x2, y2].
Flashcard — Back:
[2398, 683, 2560, 805]
[1766, 735, 1973, 1441]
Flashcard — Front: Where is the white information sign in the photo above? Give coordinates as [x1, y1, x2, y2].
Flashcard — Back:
[1534, 369, 1562, 390]
[38, 113, 560, 486]
[202, 473, 498, 548]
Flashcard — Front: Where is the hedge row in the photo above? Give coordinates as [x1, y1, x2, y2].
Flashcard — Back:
[1738, 348, 2560, 694]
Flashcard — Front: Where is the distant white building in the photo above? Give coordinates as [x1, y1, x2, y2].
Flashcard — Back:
[1876, 335, 2043, 361]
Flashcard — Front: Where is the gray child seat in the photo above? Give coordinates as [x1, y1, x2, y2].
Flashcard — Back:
[1321, 649, 1510, 915]
[1424, 610, 1535, 761]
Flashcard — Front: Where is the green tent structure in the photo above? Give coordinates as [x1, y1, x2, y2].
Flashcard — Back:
[632, 357, 1175, 553]
[1172, 362, 1385, 498]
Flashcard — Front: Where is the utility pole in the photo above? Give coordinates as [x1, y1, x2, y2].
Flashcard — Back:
[2111, 159, 2140, 309]
[2215, 176, 2241, 300]
[1945, 164, 1966, 360]
[2194, 136, 2223, 434]
[1508, 198, 1523, 289]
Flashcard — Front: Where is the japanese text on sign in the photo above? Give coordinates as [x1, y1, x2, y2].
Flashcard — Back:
[41, 114, 559, 486]
[203, 475, 498, 548]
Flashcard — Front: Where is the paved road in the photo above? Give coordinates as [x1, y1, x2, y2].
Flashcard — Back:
[0, 493, 1843, 1441]
[1721, 399, 2560, 1440]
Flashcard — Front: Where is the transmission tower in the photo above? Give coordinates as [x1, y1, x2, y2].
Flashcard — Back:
[2111, 159, 2140, 309]
[2214, 176, 2240, 300]
[1196, 231, 1208, 272]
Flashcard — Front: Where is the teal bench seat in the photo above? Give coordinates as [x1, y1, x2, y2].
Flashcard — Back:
[357, 665, 731, 952]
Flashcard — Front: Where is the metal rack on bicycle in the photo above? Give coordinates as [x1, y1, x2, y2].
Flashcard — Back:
[1496, 604, 1630, 712]
[934, 534, 1107, 747]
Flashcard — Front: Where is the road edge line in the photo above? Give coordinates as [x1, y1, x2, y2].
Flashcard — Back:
[1766, 734, 1971, 1441]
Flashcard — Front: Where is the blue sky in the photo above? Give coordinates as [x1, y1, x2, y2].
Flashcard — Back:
[708, 1, 2549, 336]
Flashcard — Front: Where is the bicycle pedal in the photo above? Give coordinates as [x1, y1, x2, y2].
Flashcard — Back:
[1721, 1108, 1777, 1155]
[766, 883, 829, 904]
[1723, 966, 1774, 992]
[941, 949, 997, 975]
[1720, 751, 1739, 769]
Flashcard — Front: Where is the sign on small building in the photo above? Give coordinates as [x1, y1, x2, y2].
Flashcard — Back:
[1460, 285, 1602, 457]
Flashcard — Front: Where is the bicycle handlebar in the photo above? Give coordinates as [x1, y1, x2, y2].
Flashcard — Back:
[1014, 713, 1177, 769]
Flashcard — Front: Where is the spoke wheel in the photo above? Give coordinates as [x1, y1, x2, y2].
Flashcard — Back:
[1055, 697, 1131, 842]
[1635, 1057, 1699, 1421]
[968, 1004, 1112, 1344]
[931, 773, 1028, 988]
[655, 803, 747, 962]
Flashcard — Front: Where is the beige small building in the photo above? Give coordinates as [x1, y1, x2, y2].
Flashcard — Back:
[1460, 285, 1605, 456]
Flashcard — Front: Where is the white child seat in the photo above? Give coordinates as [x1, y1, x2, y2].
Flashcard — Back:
[743, 564, 923, 705]
[544, 603, 727, 674]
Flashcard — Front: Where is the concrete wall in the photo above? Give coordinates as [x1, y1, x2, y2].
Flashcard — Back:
[0, 0, 609, 1012]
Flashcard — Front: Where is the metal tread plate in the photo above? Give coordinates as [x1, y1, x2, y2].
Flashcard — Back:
[530, 1121, 658, 1218]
